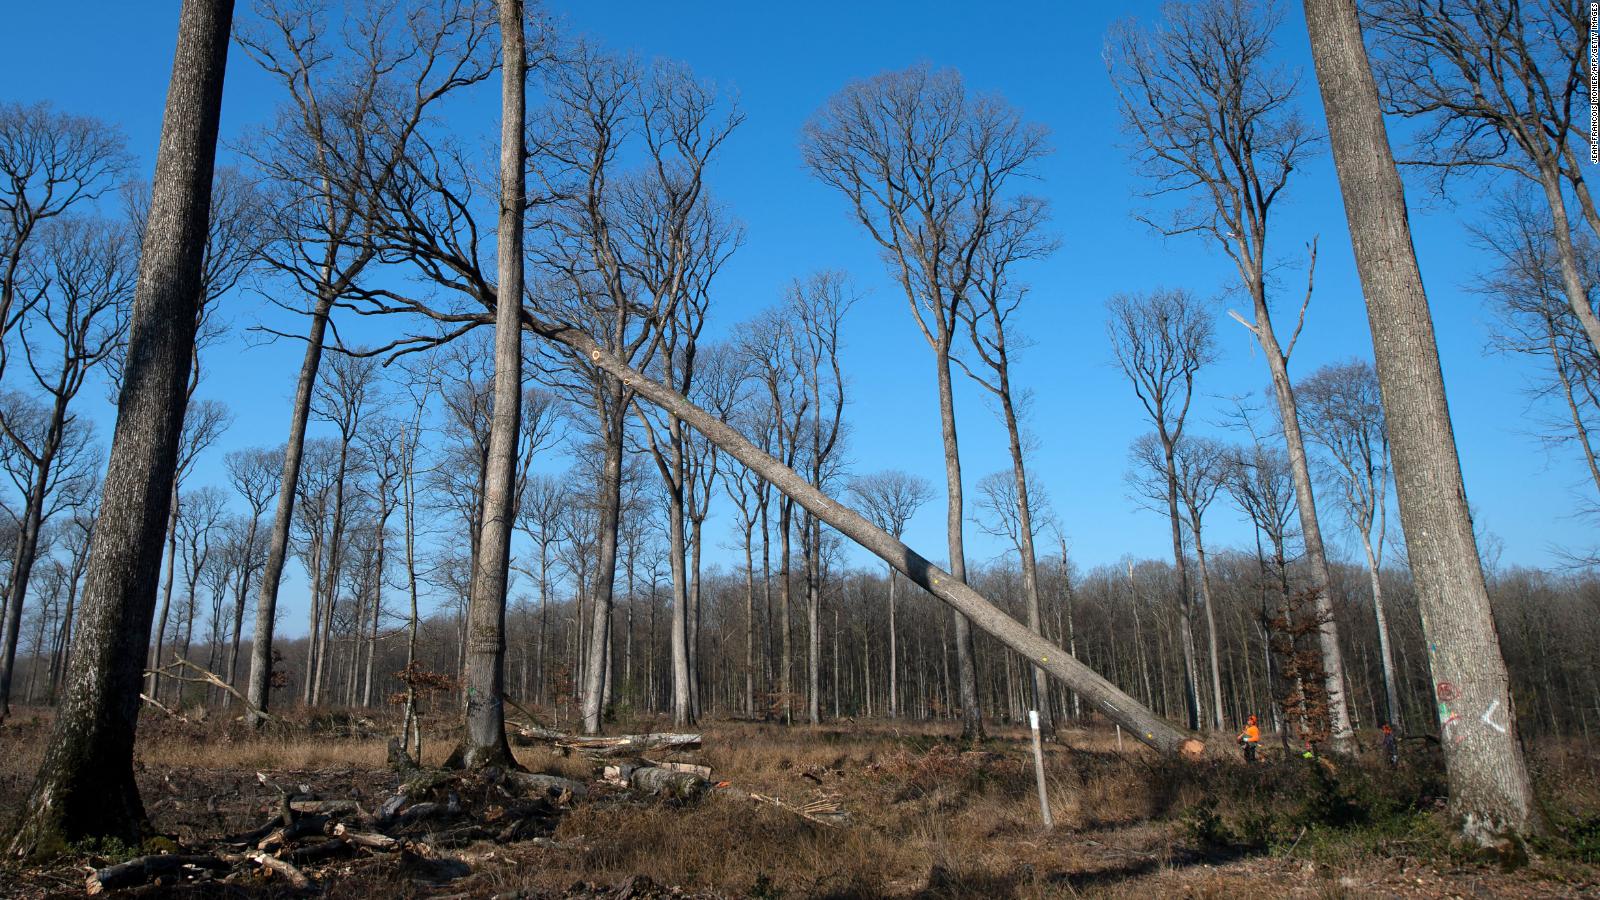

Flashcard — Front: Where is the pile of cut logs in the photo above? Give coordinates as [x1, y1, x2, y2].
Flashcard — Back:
[83, 726, 850, 894]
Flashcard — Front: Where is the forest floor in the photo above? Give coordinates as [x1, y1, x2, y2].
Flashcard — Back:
[0, 707, 1598, 898]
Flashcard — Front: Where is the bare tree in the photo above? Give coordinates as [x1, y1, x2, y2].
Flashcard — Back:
[0, 217, 132, 716]
[4, 0, 234, 854]
[955, 193, 1056, 728]
[1299, 360, 1401, 730]
[222, 446, 279, 695]
[355, 418, 401, 706]
[147, 399, 231, 701]
[786, 274, 852, 726]
[1474, 191, 1600, 518]
[305, 353, 379, 704]
[849, 470, 934, 720]
[1364, 0, 1600, 362]
[237, 0, 495, 725]
[448, 0, 534, 768]
[737, 306, 809, 722]
[803, 64, 1049, 740]
[1174, 436, 1229, 731]
[46, 494, 97, 698]
[719, 401, 769, 717]
[168, 485, 228, 704]
[0, 102, 130, 384]
[973, 467, 1061, 722]
[524, 50, 739, 732]
[1302, 0, 1540, 842]
[514, 472, 567, 706]
[1107, 0, 1354, 749]
[1108, 288, 1215, 730]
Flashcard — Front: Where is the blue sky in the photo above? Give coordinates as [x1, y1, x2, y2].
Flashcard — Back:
[2, 2, 1589, 634]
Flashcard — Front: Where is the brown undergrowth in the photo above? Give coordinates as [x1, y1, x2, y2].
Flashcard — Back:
[0, 707, 1596, 897]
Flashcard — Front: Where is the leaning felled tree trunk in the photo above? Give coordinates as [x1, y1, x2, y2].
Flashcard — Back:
[4, 0, 233, 857]
[449, 0, 526, 770]
[528, 321, 1202, 758]
[1300, 0, 1540, 845]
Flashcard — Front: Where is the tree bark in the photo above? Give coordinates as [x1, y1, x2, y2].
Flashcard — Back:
[452, 0, 525, 769]
[1301, 0, 1540, 842]
[4, 0, 232, 855]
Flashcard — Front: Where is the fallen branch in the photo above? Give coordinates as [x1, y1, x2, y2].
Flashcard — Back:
[138, 693, 188, 722]
[85, 854, 227, 895]
[147, 656, 279, 724]
[745, 791, 849, 828]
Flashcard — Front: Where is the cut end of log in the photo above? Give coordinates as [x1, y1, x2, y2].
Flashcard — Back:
[1180, 738, 1206, 760]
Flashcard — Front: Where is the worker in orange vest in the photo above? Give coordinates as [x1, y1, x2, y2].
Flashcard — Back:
[1381, 723, 1399, 768]
[1237, 714, 1261, 763]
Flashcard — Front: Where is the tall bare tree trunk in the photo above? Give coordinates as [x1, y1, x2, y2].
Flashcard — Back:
[311, 443, 349, 706]
[451, 0, 525, 768]
[934, 350, 982, 740]
[246, 295, 332, 724]
[1193, 533, 1224, 731]
[583, 423, 625, 733]
[146, 490, 180, 701]
[665, 456, 691, 727]
[4, 0, 232, 853]
[0, 457, 54, 717]
[1301, 0, 1540, 843]
[1362, 537, 1401, 730]
[805, 514, 821, 724]
[742, 523, 755, 716]
[224, 513, 258, 701]
[1255, 311, 1353, 749]
[1163, 453, 1202, 730]
[887, 566, 898, 719]
[778, 498, 794, 722]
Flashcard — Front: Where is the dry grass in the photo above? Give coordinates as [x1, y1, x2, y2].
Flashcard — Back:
[1, 708, 1598, 897]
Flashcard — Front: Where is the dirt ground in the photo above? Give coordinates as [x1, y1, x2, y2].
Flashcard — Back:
[0, 708, 1596, 898]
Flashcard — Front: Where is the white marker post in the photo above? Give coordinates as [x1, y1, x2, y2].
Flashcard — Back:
[1029, 709, 1053, 828]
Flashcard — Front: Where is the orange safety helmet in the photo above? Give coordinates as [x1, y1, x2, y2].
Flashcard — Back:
[1247, 714, 1257, 724]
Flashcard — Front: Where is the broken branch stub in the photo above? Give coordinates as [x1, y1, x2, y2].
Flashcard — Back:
[530, 320, 1201, 757]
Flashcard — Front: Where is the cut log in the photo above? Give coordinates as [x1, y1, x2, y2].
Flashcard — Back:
[628, 766, 709, 801]
[289, 799, 365, 817]
[250, 852, 311, 889]
[85, 854, 227, 895]
[512, 726, 702, 756]
[333, 823, 400, 851]
[645, 760, 712, 778]
[285, 837, 349, 865]
[503, 769, 588, 800]
[256, 814, 330, 850]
